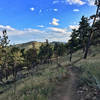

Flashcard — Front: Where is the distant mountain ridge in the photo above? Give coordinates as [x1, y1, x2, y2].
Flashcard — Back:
[15, 41, 42, 50]
[15, 41, 66, 50]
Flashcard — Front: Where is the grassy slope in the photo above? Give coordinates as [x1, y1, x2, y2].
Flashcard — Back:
[16, 41, 42, 50]
[0, 56, 69, 100]
[0, 45, 100, 100]
[74, 45, 100, 88]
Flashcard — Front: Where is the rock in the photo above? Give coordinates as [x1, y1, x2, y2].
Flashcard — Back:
[80, 98, 84, 100]
[77, 90, 84, 95]
[83, 87, 88, 91]
[93, 91, 98, 95]
[85, 94, 91, 100]
[92, 96, 96, 100]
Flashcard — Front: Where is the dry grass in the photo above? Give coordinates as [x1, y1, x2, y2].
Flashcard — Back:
[0, 56, 68, 100]
[0, 45, 100, 100]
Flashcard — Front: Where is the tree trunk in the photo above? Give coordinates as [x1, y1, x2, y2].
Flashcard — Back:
[70, 52, 72, 62]
[5, 63, 8, 80]
[84, 5, 99, 59]
[83, 40, 86, 53]
[14, 62, 17, 80]
[5, 69, 8, 80]
[84, 36, 91, 59]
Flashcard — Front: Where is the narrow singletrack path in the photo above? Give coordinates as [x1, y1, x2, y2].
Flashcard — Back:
[49, 66, 79, 100]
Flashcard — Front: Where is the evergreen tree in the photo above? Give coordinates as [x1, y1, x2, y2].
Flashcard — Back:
[10, 47, 24, 80]
[25, 44, 37, 70]
[92, 20, 100, 44]
[78, 16, 90, 52]
[0, 30, 10, 80]
[38, 40, 53, 64]
[68, 29, 79, 62]
[54, 42, 66, 63]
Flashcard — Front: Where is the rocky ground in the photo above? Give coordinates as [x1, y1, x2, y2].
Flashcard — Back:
[49, 66, 100, 100]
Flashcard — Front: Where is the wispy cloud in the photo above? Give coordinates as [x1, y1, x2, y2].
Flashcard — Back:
[87, 0, 95, 6]
[69, 25, 79, 30]
[0, 25, 43, 36]
[37, 25, 44, 28]
[53, 0, 60, 4]
[53, 0, 86, 5]
[73, 9, 80, 12]
[49, 18, 59, 26]
[47, 27, 71, 42]
[30, 7, 35, 11]
[0, 25, 71, 43]
[53, 9, 58, 12]
[47, 27, 67, 33]
[39, 9, 42, 13]
[66, 0, 86, 5]
[0, 25, 15, 31]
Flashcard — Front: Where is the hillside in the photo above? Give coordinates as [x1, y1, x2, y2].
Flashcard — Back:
[15, 41, 65, 50]
[15, 41, 42, 50]
[0, 0, 100, 100]
[0, 45, 100, 100]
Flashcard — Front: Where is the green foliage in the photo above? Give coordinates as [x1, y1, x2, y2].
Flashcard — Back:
[38, 41, 53, 63]
[92, 20, 100, 44]
[68, 16, 90, 53]
[0, 57, 68, 100]
[75, 45, 100, 87]
[0, 10, 100, 100]
[67, 15, 100, 60]
[0, 30, 10, 80]
[24, 47, 37, 69]
[54, 43, 66, 57]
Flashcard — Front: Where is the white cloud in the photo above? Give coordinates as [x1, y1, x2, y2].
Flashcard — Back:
[87, 0, 95, 6]
[24, 28, 43, 33]
[53, 0, 66, 4]
[0, 25, 15, 31]
[30, 7, 35, 11]
[69, 25, 79, 30]
[50, 18, 59, 26]
[47, 27, 71, 42]
[66, 0, 86, 5]
[53, 0, 86, 5]
[39, 9, 42, 13]
[53, 0, 60, 4]
[37, 25, 44, 28]
[0, 25, 43, 36]
[73, 9, 80, 12]
[47, 27, 67, 33]
[0, 25, 72, 43]
[53, 9, 58, 12]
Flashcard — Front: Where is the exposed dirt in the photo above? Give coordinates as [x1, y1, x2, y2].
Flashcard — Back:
[49, 66, 80, 100]
[49, 66, 100, 100]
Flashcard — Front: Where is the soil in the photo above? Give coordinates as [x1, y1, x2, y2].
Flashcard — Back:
[49, 66, 100, 100]
[49, 66, 80, 100]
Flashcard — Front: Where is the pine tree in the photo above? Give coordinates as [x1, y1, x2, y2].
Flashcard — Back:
[0, 30, 10, 80]
[54, 42, 66, 63]
[10, 47, 23, 80]
[25, 43, 37, 70]
[78, 16, 90, 53]
[38, 40, 53, 64]
[68, 29, 79, 62]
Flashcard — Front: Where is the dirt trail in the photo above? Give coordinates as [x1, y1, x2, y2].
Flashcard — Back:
[49, 66, 79, 100]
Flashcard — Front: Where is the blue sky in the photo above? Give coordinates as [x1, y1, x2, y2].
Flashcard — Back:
[0, 0, 96, 44]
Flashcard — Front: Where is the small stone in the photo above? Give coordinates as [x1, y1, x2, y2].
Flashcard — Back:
[93, 91, 97, 95]
[83, 87, 88, 91]
[92, 96, 96, 100]
[77, 90, 84, 95]
[85, 94, 91, 99]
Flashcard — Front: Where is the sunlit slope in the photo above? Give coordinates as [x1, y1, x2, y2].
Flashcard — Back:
[16, 41, 42, 50]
